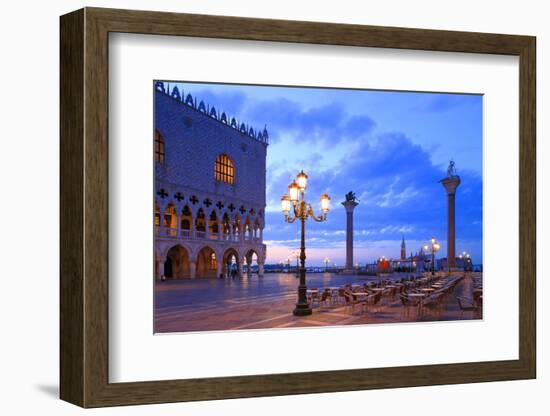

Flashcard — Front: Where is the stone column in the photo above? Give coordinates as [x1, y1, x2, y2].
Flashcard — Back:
[341, 199, 359, 273]
[216, 261, 222, 279]
[440, 175, 461, 270]
[176, 213, 181, 238]
[237, 259, 243, 277]
[189, 261, 196, 279]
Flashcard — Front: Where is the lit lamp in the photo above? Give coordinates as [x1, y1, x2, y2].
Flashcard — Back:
[426, 237, 440, 276]
[459, 251, 471, 271]
[280, 170, 331, 316]
[320, 193, 331, 214]
[281, 194, 291, 216]
[288, 180, 300, 204]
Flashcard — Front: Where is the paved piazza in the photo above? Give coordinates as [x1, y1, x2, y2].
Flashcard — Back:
[155, 272, 480, 333]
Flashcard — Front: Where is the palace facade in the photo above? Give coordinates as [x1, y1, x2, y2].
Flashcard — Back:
[154, 82, 268, 279]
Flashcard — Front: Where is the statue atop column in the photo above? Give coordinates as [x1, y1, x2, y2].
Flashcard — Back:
[447, 159, 458, 177]
[345, 191, 358, 203]
[342, 191, 359, 274]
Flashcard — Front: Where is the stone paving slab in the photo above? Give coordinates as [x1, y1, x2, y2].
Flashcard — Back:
[155, 273, 482, 333]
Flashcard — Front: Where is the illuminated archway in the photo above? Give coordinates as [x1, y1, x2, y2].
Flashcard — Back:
[196, 246, 218, 278]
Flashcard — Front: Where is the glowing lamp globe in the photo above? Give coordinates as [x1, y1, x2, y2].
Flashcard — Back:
[281, 194, 291, 214]
[296, 170, 308, 191]
[320, 193, 331, 213]
[288, 180, 300, 203]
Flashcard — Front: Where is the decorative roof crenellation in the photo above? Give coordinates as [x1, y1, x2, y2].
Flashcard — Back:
[156, 81, 269, 145]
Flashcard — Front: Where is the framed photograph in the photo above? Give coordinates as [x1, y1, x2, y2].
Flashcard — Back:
[60, 7, 536, 408]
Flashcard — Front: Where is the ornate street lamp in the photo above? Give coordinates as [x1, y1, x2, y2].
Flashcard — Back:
[281, 171, 330, 316]
[425, 237, 441, 276]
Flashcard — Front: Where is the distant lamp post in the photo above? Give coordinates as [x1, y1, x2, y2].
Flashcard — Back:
[425, 237, 441, 275]
[459, 251, 471, 271]
[281, 170, 330, 316]
[324, 257, 330, 271]
[293, 250, 300, 277]
[378, 256, 389, 272]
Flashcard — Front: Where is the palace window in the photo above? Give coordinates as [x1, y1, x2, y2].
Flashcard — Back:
[214, 154, 235, 184]
[155, 130, 165, 163]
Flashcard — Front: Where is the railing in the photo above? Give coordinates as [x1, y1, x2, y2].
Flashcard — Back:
[165, 227, 178, 238]
[156, 228, 262, 243]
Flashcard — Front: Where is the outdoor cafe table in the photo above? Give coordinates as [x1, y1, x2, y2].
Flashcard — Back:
[407, 293, 425, 297]
[406, 293, 426, 309]
[352, 292, 369, 297]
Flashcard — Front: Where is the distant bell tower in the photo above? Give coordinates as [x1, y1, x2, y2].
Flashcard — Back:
[400, 235, 406, 260]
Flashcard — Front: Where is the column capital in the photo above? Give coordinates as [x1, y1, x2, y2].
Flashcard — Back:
[341, 200, 359, 213]
[440, 175, 461, 195]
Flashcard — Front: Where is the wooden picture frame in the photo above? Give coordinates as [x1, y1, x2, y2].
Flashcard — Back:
[60, 7, 536, 408]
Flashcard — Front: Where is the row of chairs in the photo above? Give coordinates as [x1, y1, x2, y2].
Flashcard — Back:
[342, 290, 382, 315]
[400, 275, 465, 319]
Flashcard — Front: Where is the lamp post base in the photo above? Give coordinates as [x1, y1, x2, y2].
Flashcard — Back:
[293, 304, 312, 316]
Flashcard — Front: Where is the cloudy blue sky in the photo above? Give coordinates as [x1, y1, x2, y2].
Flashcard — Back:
[164, 81, 483, 266]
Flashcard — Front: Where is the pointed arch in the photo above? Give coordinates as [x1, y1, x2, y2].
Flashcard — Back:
[164, 244, 191, 279]
[154, 201, 161, 229]
[163, 203, 177, 237]
[195, 208, 206, 238]
[223, 247, 241, 278]
[232, 214, 242, 241]
[222, 212, 231, 240]
[196, 246, 218, 278]
[208, 210, 219, 239]
[243, 216, 252, 241]
[253, 217, 261, 241]
[179, 205, 192, 238]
